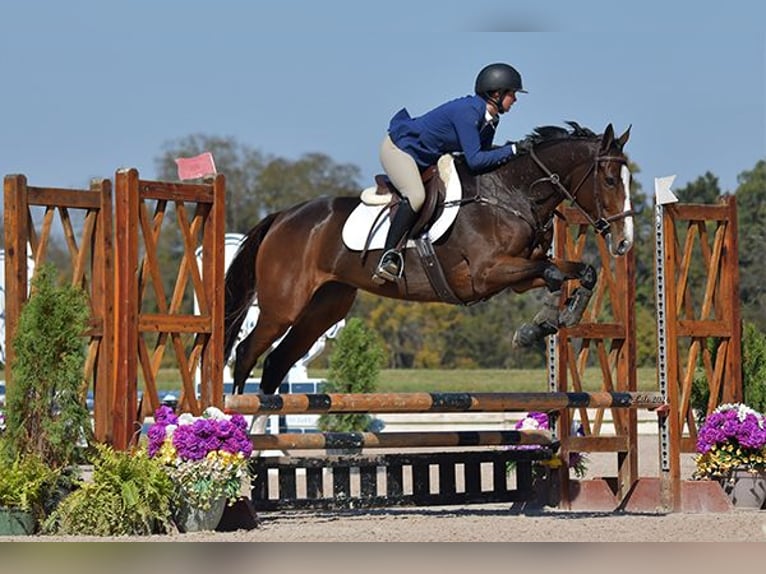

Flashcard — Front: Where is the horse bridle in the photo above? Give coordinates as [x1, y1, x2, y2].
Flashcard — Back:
[528, 145, 633, 237]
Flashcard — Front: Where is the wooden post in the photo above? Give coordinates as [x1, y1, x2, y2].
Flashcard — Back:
[2, 174, 29, 391]
[721, 195, 742, 403]
[113, 168, 140, 450]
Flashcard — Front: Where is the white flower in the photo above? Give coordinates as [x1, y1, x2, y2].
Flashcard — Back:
[203, 406, 229, 421]
[177, 413, 196, 426]
[518, 417, 541, 430]
[714, 403, 765, 428]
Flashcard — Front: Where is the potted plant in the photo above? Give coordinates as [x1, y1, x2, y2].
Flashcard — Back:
[693, 402, 766, 509]
[146, 405, 253, 532]
[0, 438, 60, 535]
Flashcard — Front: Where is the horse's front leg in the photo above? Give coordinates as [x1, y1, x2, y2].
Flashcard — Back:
[512, 260, 597, 348]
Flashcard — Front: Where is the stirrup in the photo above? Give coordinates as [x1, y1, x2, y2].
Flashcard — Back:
[372, 249, 404, 283]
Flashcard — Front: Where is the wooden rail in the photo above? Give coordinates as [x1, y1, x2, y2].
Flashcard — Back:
[226, 391, 665, 414]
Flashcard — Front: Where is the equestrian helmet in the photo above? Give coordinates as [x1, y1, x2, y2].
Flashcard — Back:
[475, 63, 527, 96]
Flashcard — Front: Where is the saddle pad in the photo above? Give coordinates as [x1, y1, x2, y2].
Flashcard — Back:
[341, 155, 461, 251]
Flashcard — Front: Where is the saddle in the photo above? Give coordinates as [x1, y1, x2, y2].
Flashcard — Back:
[364, 164, 448, 237]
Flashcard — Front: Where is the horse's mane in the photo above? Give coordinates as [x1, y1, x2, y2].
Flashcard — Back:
[518, 121, 598, 148]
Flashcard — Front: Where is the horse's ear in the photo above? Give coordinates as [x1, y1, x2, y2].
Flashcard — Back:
[616, 124, 632, 150]
[600, 123, 615, 152]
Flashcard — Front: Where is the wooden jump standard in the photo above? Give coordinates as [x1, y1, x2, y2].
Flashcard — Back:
[226, 391, 665, 415]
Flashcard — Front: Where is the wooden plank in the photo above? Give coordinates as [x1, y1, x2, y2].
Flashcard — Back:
[333, 466, 351, 499]
[667, 203, 733, 221]
[279, 467, 297, 500]
[138, 180, 215, 203]
[676, 320, 732, 337]
[306, 467, 323, 499]
[26, 187, 103, 209]
[138, 313, 212, 333]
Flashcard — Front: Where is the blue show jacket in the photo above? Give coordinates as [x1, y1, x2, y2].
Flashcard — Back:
[388, 94, 515, 173]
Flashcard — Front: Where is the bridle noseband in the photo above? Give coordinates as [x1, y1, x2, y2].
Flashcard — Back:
[528, 145, 633, 237]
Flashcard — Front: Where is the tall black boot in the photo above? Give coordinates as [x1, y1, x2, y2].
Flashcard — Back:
[373, 199, 418, 283]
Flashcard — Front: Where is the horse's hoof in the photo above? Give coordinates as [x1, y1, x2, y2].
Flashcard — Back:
[559, 287, 593, 327]
[513, 323, 542, 348]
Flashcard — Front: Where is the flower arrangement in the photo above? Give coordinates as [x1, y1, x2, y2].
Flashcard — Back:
[693, 402, 766, 480]
[508, 411, 589, 478]
[147, 405, 253, 511]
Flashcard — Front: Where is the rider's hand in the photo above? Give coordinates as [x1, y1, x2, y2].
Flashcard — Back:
[512, 140, 533, 154]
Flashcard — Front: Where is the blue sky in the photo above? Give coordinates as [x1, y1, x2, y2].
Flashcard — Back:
[1, 1, 764, 201]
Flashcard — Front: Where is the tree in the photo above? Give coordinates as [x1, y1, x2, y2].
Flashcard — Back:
[318, 317, 384, 432]
[734, 160, 766, 329]
[155, 134, 361, 233]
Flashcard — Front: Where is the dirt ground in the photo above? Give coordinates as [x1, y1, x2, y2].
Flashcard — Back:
[3, 434, 765, 543]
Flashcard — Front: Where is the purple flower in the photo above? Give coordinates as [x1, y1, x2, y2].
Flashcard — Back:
[514, 411, 550, 431]
[154, 405, 178, 426]
[147, 423, 169, 457]
[696, 404, 766, 454]
[147, 406, 253, 462]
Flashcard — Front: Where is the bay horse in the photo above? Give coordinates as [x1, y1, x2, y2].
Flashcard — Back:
[224, 121, 633, 395]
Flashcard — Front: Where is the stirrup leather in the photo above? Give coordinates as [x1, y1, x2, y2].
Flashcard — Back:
[373, 249, 404, 282]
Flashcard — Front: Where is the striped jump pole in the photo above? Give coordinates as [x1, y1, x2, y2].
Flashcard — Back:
[226, 391, 665, 415]
[250, 429, 558, 451]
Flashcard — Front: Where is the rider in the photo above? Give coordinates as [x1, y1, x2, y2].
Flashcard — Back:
[373, 62, 528, 283]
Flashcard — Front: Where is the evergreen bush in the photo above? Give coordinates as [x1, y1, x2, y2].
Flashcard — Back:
[4, 263, 90, 468]
[318, 318, 384, 432]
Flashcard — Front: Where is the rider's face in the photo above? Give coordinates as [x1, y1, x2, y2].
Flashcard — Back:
[501, 91, 518, 112]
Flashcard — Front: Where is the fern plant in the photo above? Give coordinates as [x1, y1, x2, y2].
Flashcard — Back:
[43, 444, 175, 536]
[0, 438, 60, 520]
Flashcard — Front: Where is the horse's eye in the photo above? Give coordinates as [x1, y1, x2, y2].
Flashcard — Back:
[605, 176, 617, 186]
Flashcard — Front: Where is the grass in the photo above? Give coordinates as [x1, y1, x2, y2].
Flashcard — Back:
[150, 367, 659, 394]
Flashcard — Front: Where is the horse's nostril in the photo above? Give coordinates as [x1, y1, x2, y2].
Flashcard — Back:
[616, 240, 631, 255]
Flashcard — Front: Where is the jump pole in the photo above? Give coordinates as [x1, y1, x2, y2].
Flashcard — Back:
[250, 429, 558, 451]
[225, 391, 665, 415]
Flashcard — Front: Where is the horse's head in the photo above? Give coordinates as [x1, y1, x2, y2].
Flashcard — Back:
[518, 122, 634, 257]
[590, 123, 633, 256]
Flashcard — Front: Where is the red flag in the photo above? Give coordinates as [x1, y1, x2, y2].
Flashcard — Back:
[175, 152, 217, 180]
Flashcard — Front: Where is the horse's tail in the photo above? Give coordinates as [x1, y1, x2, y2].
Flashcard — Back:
[223, 212, 280, 362]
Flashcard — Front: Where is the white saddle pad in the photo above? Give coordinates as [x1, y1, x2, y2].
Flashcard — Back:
[341, 155, 462, 251]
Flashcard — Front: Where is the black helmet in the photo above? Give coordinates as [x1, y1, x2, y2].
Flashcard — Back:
[475, 63, 527, 96]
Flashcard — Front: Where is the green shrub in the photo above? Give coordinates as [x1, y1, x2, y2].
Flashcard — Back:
[318, 318, 385, 432]
[690, 322, 766, 420]
[741, 321, 766, 413]
[43, 444, 175, 536]
[0, 438, 60, 521]
[4, 263, 90, 468]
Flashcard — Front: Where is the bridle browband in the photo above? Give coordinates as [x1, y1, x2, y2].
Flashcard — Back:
[528, 144, 633, 237]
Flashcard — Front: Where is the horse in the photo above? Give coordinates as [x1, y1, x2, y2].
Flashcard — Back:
[224, 121, 633, 395]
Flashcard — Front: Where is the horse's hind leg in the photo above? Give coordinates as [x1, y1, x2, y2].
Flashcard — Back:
[513, 260, 597, 348]
[232, 317, 292, 394]
[259, 282, 358, 394]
